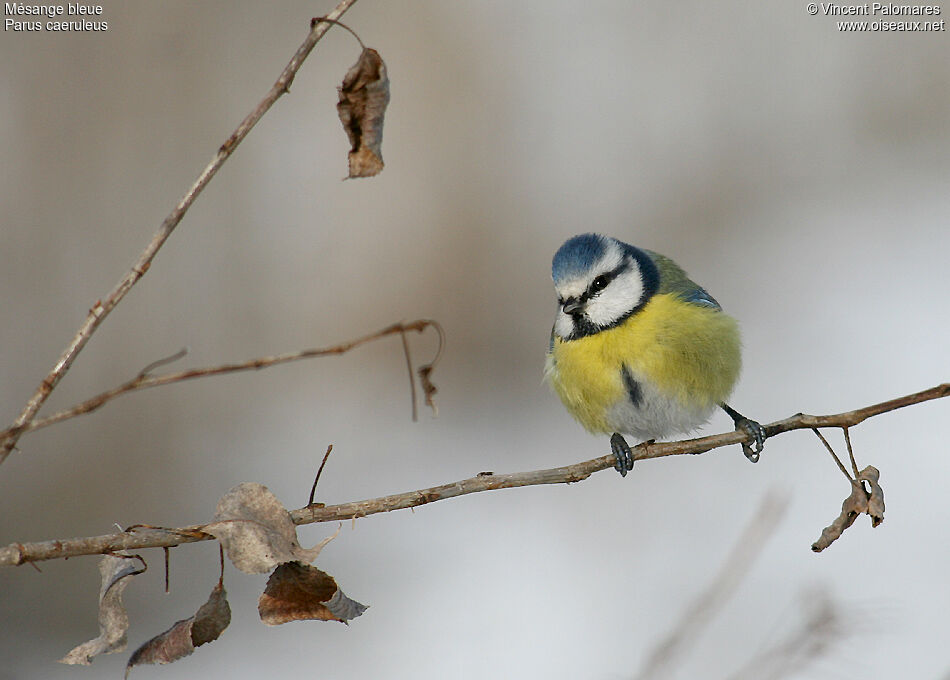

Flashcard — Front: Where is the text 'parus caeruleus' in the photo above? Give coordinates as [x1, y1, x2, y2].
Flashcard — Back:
[544, 233, 765, 475]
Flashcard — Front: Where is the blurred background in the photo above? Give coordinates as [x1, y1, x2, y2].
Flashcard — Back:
[2, 2, 949, 678]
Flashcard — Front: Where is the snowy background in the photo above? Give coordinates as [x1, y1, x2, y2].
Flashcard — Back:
[2, 2, 949, 678]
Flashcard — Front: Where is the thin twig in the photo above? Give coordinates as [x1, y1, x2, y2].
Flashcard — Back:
[724, 595, 844, 680]
[308, 444, 335, 506]
[163, 547, 170, 594]
[0, 0, 361, 467]
[311, 16, 366, 49]
[1, 384, 946, 567]
[1, 320, 440, 440]
[138, 348, 189, 378]
[843, 427, 859, 479]
[400, 327, 418, 422]
[633, 493, 788, 680]
[811, 429, 853, 482]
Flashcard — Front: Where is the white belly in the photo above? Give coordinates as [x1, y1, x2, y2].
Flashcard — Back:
[606, 371, 716, 441]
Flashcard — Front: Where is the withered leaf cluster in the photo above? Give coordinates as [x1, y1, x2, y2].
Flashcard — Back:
[206, 482, 336, 573]
[61, 482, 365, 674]
[337, 47, 390, 178]
[210, 483, 367, 625]
[812, 466, 885, 552]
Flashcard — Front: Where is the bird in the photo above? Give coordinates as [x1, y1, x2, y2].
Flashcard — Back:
[544, 233, 765, 475]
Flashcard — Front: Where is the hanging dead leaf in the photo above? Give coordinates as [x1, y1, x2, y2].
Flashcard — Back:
[860, 465, 885, 527]
[205, 482, 338, 573]
[259, 561, 368, 625]
[60, 554, 145, 665]
[417, 319, 443, 417]
[337, 47, 390, 178]
[418, 365, 438, 417]
[125, 581, 231, 677]
[812, 465, 885, 552]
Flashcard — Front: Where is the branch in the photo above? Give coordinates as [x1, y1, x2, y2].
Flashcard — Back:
[1, 384, 946, 567]
[0, 320, 442, 440]
[723, 594, 844, 680]
[634, 493, 788, 680]
[0, 0, 361, 467]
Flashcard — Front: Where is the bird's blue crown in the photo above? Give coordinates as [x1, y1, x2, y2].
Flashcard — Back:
[552, 233, 610, 283]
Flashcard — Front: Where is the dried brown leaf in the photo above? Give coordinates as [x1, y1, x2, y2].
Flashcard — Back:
[59, 554, 144, 665]
[125, 581, 230, 677]
[418, 365, 438, 417]
[859, 465, 885, 527]
[190, 581, 232, 646]
[259, 561, 368, 625]
[337, 47, 390, 178]
[206, 482, 337, 574]
[812, 465, 885, 552]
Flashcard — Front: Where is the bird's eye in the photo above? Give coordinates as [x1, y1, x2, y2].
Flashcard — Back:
[590, 275, 610, 293]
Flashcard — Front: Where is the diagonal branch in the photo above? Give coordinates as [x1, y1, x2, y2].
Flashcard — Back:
[0, 320, 441, 440]
[0, 0, 361, 467]
[633, 493, 788, 680]
[1, 384, 946, 567]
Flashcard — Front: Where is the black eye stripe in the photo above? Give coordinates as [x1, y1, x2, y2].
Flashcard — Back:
[560, 264, 626, 310]
[560, 249, 659, 341]
[586, 261, 628, 297]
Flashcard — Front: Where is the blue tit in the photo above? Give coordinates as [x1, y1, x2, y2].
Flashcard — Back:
[544, 233, 765, 475]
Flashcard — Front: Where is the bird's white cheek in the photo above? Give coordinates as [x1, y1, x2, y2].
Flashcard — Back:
[554, 312, 574, 339]
[585, 295, 630, 327]
[586, 272, 644, 327]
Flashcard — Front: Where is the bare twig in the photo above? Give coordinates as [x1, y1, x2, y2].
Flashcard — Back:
[1, 384, 946, 567]
[138, 348, 189, 377]
[399, 326, 418, 422]
[633, 493, 788, 680]
[0, 0, 361, 467]
[1, 320, 441, 440]
[311, 16, 366, 49]
[811, 428, 853, 482]
[163, 547, 170, 593]
[308, 444, 335, 506]
[844, 427, 859, 478]
[724, 594, 845, 680]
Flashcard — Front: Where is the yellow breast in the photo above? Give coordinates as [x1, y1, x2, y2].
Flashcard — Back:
[546, 293, 741, 434]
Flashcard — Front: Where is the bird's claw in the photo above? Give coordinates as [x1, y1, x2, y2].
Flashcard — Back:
[721, 403, 766, 463]
[610, 433, 634, 477]
[736, 418, 766, 463]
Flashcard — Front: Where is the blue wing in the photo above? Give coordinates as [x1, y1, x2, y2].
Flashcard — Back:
[680, 287, 722, 310]
[644, 249, 723, 311]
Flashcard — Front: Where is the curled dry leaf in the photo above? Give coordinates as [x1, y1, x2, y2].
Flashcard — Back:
[59, 554, 144, 665]
[812, 465, 885, 552]
[814, 481, 867, 552]
[416, 319, 443, 417]
[206, 482, 338, 574]
[259, 561, 368, 625]
[337, 47, 390, 178]
[125, 581, 231, 677]
[860, 465, 885, 527]
[418, 365, 438, 417]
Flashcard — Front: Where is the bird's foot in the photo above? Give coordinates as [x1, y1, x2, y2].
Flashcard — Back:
[722, 403, 766, 463]
[736, 418, 766, 463]
[610, 433, 635, 477]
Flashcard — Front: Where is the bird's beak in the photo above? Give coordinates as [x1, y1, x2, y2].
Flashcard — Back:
[562, 300, 584, 315]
